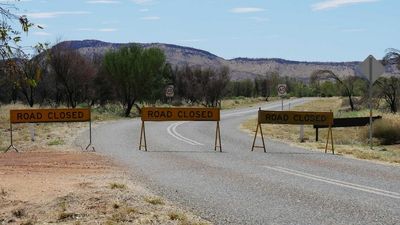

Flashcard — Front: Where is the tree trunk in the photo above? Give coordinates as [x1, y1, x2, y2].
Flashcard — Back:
[348, 95, 354, 111]
[124, 102, 134, 117]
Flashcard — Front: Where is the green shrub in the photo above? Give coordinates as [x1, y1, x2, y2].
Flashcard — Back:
[372, 119, 400, 145]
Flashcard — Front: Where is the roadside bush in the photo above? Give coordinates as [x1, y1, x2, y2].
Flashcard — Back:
[371, 117, 400, 145]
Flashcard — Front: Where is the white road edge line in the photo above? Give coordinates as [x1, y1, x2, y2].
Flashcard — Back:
[263, 166, 400, 200]
[275, 166, 400, 196]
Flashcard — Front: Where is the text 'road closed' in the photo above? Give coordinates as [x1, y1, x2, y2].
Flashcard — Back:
[10, 109, 91, 123]
[141, 107, 220, 121]
[258, 110, 333, 126]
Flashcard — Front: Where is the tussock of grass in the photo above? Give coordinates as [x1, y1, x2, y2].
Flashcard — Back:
[144, 196, 164, 205]
[1, 187, 7, 196]
[109, 182, 127, 190]
[168, 211, 187, 221]
[58, 212, 78, 221]
[47, 138, 65, 146]
[370, 115, 400, 145]
[12, 208, 26, 218]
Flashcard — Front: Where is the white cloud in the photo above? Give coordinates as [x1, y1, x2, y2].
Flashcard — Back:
[86, 0, 120, 4]
[312, 0, 379, 11]
[140, 16, 160, 20]
[34, 31, 51, 36]
[230, 7, 264, 14]
[131, 0, 155, 5]
[25, 11, 91, 19]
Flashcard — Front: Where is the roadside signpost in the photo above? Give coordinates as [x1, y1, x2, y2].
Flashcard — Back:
[359, 55, 385, 149]
[252, 109, 334, 153]
[165, 85, 174, 98]
[6, 108, 94, 152]
[139, 107, 221, 152]
[277, 84, 287, 110]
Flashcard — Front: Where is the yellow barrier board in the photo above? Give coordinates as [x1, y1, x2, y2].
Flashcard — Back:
[258, 110, 333, 126]
[10, 108, 91, 123]
[141, 107, 220, 121]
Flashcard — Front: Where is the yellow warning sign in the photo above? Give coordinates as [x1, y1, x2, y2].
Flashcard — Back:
[10, 108, 91, 123]
[258, 110, 333, 126]
[141, 107, 220, 121]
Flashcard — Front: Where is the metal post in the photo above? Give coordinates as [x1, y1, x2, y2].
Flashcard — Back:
[299, 125, 304, 142]
[5, 123, 18, 153]
[369, 57, 373, 149]
[85, 119, 94, 151]
[316, 128, 319, 142]
[281, 98, 284, 111]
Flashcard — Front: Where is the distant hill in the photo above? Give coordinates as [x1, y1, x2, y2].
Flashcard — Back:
[56, 40, 398, 81]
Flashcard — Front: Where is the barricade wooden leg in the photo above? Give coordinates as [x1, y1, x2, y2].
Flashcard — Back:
[139, 121, 147, 151]
[214, 121, 222, 152]
[330, 127, 334, 154]
[325, 126, 334, 154]
[259, 124, 266, 153]
[251, 123, 259, 152]
[251, 123, 266, 152]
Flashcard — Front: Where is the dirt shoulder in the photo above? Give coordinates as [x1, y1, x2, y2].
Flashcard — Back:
[0, 149, 210, 225]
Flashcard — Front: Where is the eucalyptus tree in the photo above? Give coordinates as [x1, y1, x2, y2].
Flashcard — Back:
[312, 70, 361, 111]
[103, 45, 167, 117]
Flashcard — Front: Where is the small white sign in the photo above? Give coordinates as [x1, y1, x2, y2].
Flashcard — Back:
[165, 85, 174, 97]
[359, 55, 385, 84]
[277, 84, 287, 96]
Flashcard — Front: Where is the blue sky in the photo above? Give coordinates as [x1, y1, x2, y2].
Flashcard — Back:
[9, 0, 400, 62]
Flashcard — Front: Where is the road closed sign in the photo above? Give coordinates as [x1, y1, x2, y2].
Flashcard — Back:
[10, 108, 91, 123]
[141, 107, 220, 121]
[258, 110, 333, 126]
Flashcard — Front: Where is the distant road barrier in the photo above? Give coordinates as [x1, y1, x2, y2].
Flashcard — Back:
[252, 109, 334, 153]
[139, 107, 221, 152]
[5, 108, 93, 152]
[313, 116, 382, 141]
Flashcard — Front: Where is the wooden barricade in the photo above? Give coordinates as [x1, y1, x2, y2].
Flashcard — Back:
[252, 109, 334, 154]
[5, 108, 93, 152]
[139, 107, 221, 152]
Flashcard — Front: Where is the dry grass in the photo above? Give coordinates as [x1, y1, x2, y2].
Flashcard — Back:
[144, 196, 165, 205]
[221, 97, 279, 110]
[242, 97, 400, 164]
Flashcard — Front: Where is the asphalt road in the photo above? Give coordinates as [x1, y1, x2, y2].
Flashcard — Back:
[84, 98, 400, 225]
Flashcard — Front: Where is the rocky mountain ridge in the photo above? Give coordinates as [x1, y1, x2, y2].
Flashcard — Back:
[57, 40, 396, 81]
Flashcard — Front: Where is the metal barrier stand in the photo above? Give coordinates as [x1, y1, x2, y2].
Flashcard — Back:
[5, 123, 18, 152]
[85, 119, 95, 151]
